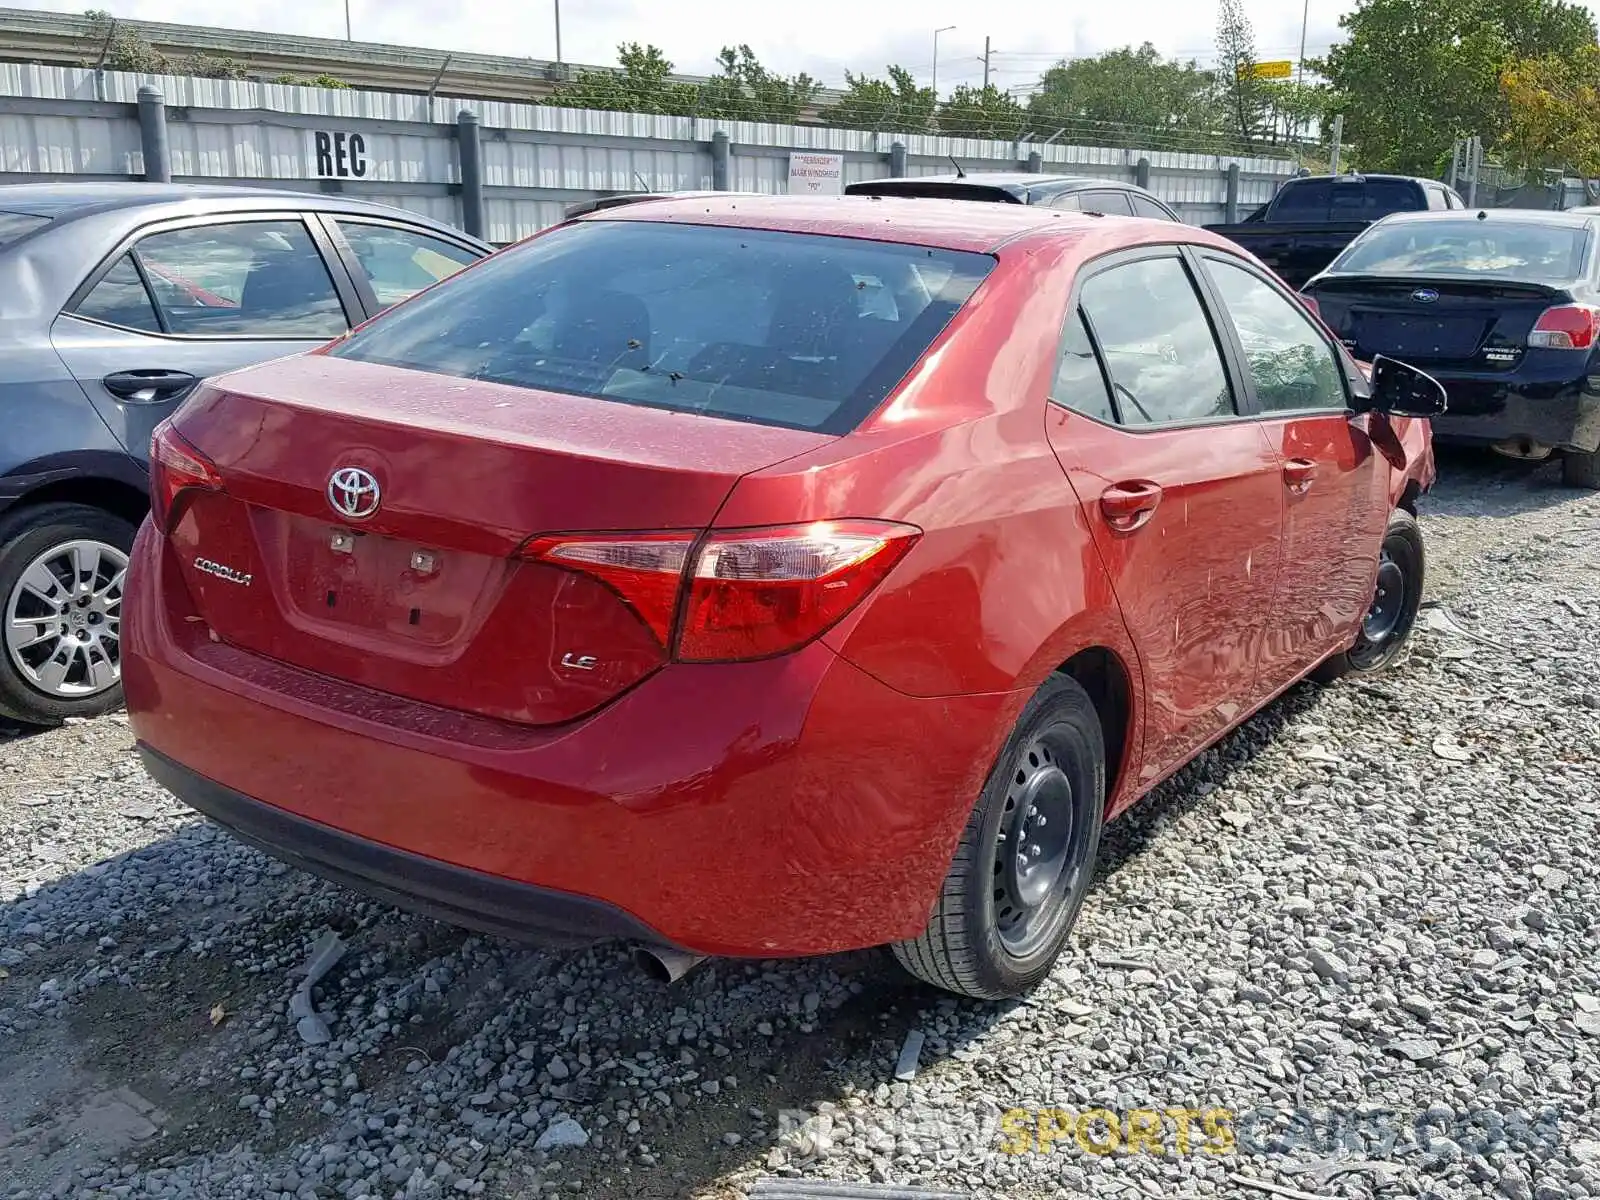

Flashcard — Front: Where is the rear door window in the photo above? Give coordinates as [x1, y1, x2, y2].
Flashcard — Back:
[329, 220, 994, 434]
[1078, 255, 1236, 425]
[333, 220, 481, 309]
[72, 254, 161, 333]
[1131, 194, 1177, 220]
[130, 220, 349, 338]
[1050, 310, 1116, 423]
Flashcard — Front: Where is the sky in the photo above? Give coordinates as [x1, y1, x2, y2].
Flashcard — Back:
[19, 0, 1600, 96]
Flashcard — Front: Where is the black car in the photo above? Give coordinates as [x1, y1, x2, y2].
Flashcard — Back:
[843, 173, 1182, 220]
[0, 183, 491, 725]
[1302, 208, 1600, 487]
[1205, 173, 1466, 289]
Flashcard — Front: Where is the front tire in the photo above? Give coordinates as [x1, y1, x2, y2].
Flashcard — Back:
[0, 503, 136, 726]
[1312, 509, 1424, 682]
[892, 675, 1105, 1000]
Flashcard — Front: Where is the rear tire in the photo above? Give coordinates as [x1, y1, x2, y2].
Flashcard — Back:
[1311, 509, 1423, 682]
[892, 675, 1104, 1000]
[1562, 448, 1600, 489]
[0, 503, 136, 727]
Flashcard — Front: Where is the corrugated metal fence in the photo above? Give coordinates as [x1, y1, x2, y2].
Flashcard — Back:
[0, 64, 1300, 243]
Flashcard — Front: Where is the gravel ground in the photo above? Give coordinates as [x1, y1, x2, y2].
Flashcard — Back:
[2, 449, 1598, 1200]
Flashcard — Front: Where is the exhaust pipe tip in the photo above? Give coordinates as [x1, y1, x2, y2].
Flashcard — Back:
[630, 945, 708, 984]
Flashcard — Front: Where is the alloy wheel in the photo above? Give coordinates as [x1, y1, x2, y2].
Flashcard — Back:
[5, 538, 128, 699]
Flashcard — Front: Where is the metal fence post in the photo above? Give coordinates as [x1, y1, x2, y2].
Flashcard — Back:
[1026, 150, 1042, 174]
[1135, 156, 1151, 190]
[456, 110, 485, 240]
[136, 86, 171, 183]
[1224, 163, 1241, 224]
[889, 140, 907, 176]
[711, 131, 731, 191]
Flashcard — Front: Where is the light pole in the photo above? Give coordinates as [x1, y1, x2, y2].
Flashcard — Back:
[344, 0, 352, 40]
[932, 26, 956, 99]
[554, 0, 563, 65]
[1296, 0, 1309, 85]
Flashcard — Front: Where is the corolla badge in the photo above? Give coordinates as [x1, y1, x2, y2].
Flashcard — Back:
[1412, 288, 1440, 303]
[327, 466, 381, 520]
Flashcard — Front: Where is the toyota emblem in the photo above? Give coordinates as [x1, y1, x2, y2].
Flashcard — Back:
[327, 466, 381, 520]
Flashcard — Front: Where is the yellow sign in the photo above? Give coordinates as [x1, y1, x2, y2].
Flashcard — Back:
[1246, 60, 1294, 79]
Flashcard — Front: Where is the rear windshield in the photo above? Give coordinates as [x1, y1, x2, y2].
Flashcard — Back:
[0, 211, 50, 248]
[1273, 180, 1332, 216]
[329, 220, 994, 433]
[1329, 218, 1591, 283]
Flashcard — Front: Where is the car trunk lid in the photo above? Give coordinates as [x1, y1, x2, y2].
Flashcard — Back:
[163, 354, 832, 726]
[1308, 274, 1573, 372]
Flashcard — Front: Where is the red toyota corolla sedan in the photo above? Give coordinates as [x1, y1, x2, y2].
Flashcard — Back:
[122, 195, 1442, 999]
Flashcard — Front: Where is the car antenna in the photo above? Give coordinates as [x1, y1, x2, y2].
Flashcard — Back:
[948, 155, 966, 179]
[633, 172, 652, 194]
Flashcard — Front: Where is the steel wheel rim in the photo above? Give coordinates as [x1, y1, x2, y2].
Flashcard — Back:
[993, 732, 1084, 958]
[5, 538, 128, 699]
[1361, 549, 1406, 643]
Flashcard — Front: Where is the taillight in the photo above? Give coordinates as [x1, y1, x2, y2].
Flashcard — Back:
[1529, 304, 1600, 349]
[525, 520, 921, 662]
[523, 533, 693, 645]
[149, 419, 221, 532]
[1299, 293, 1321, 319]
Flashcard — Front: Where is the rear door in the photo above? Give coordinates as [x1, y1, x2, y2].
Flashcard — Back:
[50, 214, 360, 463]
[1043, 248, 1284, 787]
[1195, 249, 1386, 692]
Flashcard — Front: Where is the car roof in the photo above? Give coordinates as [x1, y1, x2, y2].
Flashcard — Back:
[586, 192, 1185, 253]
[0, 181, 483, 242]
[1375, 206, 1598, 227]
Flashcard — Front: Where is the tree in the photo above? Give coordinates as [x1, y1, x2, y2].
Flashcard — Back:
[937, 84, 1027, 138]
[1024, 44, 1226, 150]
[545, 43, 699, 116]
[1316, 0, 1598, 175]
[697, 45, 820, 123]
[1216, 0, 1270, 149]
[1499, 47, 1600, 175]
[821, 66, 936, 132]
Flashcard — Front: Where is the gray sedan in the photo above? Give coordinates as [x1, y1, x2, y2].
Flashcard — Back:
[0, 183, 490, 725]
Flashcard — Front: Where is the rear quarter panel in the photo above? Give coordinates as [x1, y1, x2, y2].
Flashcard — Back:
[715, 230, 1149, 807]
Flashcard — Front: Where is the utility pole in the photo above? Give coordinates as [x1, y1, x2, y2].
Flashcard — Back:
[554, 0, 563, 65]
[1329, 113, 1344, 175]
[983, 36, 991, 89]
[344, 0, 352, 40]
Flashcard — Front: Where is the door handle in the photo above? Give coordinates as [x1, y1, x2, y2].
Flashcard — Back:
[1283, 457, 1318, 495]
[102, 369, 199, 403]
[1100, 480, 1163, 533]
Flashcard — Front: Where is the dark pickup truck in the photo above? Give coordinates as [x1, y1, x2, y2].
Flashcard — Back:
[1205, 173, 1467, 289]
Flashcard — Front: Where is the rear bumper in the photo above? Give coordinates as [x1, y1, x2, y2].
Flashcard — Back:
[1430, 377, 1600, 453]
[139, 745, 665, 947]
[123, 522, 1021, 958]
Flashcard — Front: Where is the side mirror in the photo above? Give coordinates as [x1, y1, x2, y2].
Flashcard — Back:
[1366, 354, 1448, 417]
